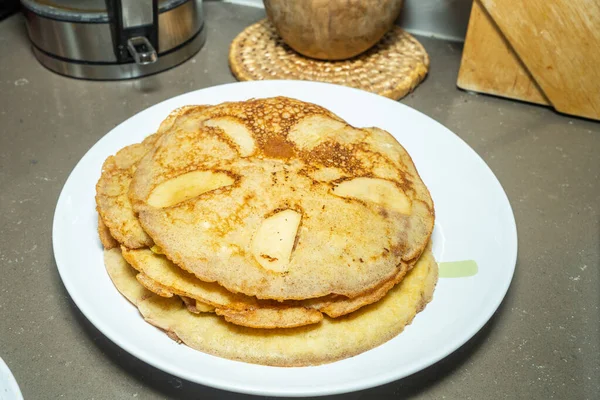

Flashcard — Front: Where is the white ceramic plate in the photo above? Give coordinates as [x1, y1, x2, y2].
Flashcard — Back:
[53, 81, 517, 397]
[0, 357, 23, 400]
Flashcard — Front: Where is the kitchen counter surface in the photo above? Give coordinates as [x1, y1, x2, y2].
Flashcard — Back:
[0, 2, 598, 399]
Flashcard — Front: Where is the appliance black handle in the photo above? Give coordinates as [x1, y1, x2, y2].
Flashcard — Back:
[106, 0, 159, 63]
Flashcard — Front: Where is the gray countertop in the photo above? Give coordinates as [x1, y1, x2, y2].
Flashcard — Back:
[0, 2, 598, 399]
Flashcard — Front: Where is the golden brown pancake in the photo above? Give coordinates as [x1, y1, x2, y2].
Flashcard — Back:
[104, 245, 437, 366]
[100, 97, 438, 366]
[130, 97, 434, 300]
[121, 246, 325, 329]
[95, 105, 208, 249]
[304, 260, 411, 318]
[104, 248, 152, 306]
[136, 272, 174, 298]
[95, 134, 157, 248]
[181, 296, 215, 314]
[98, 216, 119, 250]
[121, 244, 419, 325]
[121, 246, 261, 310]
[215, 306, 323, 329]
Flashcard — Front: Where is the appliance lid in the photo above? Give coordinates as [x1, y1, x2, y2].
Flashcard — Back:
[21, 0, 190, 22]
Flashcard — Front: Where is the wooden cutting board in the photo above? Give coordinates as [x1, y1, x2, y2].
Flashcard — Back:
[458, 0, 600, 120]
[457, 1, 548, 105]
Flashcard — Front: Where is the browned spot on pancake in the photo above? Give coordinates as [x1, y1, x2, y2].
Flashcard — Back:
[243, 193, 255, 204]
[391, 241, 407, 258]
[398, 178, 415, 196]
[262, 136, 295, 159]
[304, 142, 364, 175]
[379, 208, 389, 219]
[261, 254, 279, 262]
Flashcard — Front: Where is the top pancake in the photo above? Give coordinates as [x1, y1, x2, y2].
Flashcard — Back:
[130, 97, 434, 300]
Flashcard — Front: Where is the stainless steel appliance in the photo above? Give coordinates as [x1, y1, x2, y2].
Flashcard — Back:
[21, 0, 205, 80]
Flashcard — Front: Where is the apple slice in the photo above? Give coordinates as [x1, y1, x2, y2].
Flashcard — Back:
[147, 170, 234, 208]
[252, 209, 302, 273]
[204, 117, 256, 157]
[332, 177, 411, 214]
[287, 115, 347, 150]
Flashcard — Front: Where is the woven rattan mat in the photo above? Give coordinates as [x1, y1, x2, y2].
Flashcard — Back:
[229, 19, 429, 100]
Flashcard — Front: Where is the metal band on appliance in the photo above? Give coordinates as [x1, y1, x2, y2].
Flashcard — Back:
[31, 24, 206, 80]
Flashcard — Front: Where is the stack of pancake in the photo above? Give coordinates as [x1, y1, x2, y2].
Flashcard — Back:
[96, 97, 437, 366]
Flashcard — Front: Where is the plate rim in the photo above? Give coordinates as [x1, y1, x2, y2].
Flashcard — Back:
[52, 80, 518, 397]
[0, 357, 24, 400]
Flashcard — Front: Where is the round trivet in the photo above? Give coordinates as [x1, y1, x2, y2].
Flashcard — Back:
[229, 19, 429, 100]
